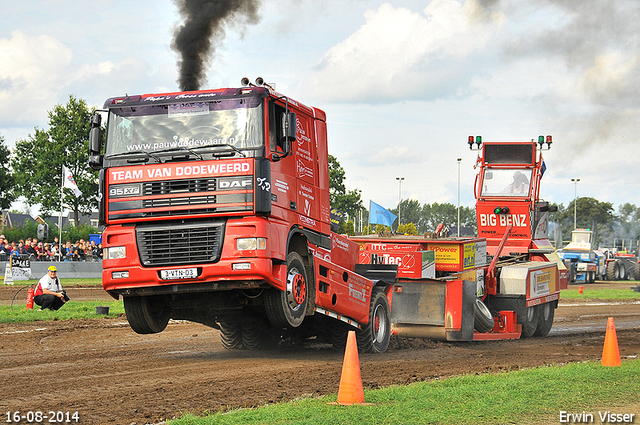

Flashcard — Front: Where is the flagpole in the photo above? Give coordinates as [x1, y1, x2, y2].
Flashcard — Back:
[59, 167, 63, 260]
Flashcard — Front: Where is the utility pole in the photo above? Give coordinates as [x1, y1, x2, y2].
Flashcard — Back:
[396, 177, 404, 230]
[571, 178, 580, 229]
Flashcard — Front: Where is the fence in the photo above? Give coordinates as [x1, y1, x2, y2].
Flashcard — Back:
[0, 258, 103, 280]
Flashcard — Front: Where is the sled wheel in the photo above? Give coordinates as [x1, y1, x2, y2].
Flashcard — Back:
[357, 289, 391, 353]
[519, 303, 539, 338]
[534, 302, 555, 337]
[124, 295, 170, 334]
[219, 319, 243, 350]
[265, 252, 308, 328]
[474, 298, 495, 333]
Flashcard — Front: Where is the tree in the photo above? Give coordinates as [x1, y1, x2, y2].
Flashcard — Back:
[550, 197, 615, 247]
[0, 134, 15, 210]
[328, 155, 364, 222]
[11, 95, 98, 223]
[392, 199, 423, 229]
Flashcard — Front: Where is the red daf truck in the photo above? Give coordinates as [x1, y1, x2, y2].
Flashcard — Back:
[88, 79, 393, 352]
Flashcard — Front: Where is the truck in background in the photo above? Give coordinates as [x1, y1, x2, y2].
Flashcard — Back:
[557, 229, 640, 283]
[556, 229, 606, 284]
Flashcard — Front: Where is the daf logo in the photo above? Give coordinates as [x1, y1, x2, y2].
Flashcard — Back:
[219, 179, 252, 189]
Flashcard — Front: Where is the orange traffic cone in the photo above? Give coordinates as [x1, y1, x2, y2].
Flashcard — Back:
[332, 330, 371, 405]
[601, 317, 621, 367]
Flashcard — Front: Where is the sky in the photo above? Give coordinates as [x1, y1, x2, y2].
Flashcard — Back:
[2, 0, 640, 217]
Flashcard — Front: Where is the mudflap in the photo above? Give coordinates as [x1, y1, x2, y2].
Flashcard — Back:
[390, 279, 475, 341]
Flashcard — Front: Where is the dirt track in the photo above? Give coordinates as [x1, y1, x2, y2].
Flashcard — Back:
[1, 282, 639, 425]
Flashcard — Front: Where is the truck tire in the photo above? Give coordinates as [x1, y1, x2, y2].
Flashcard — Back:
[123, 295, 170, 334]
[606, 261, 618, 281]
[568, 265, 576, 285]
[618, 260, 627, 280]
[265, 252, 309, 328]
[219, 320, 243, 350]
[473, 298, 494, 333]
[242, 314, 278, 350]
[634, 263, 640, 281]
[519, 304, 539, 338]
[328, 320, 350, 351]
[533, 302, 555, 337]
[357, 289, 391, 353]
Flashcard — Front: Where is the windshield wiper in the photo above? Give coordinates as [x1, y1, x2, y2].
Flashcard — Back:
[105, 150, 161, 162]
[153, 146, 204, 160]
[191, 144, 246, 158]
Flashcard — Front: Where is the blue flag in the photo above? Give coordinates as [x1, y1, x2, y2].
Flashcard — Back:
[540, 159, 547, 177]
[369, 200, 397, 227]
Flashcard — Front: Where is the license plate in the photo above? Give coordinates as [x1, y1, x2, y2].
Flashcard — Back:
[160, 268, 198, 280]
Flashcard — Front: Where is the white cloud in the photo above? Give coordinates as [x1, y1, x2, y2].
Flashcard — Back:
[0, 30, 73, 125]
[306, 0, 504, 103]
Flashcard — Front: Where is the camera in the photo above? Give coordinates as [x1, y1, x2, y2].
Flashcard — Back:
[62, 290, 70, 302]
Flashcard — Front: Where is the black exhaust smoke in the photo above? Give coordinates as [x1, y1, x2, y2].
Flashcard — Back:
[172, 0, 261, 91]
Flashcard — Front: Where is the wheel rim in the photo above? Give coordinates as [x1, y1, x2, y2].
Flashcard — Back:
[286, 267, 306, 309]
[372, 303, 387, 343]
[541, 303, 551, 321]
[526, 306, 535, 322]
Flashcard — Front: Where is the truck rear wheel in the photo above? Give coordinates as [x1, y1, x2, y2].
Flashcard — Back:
[123, 295, 170, 334]
[219, 319, 243, 350]
[473, 298, 495, 333]
[519, 304, 539, 338]
[242, 314, 279, 350]
[356, 289, 390, 353]
[265, 252, 308, 328]
[635, 263, 640, 281]
[534, 302, 555, 337]
[328, 321, 350, 351]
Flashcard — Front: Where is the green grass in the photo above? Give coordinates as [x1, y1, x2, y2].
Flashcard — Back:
[169, 360, 640, 425]
[561, 287, 640, 300]
[0, 299, 124, 323]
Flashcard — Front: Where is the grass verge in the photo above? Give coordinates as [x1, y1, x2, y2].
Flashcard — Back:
[0, 299, 124, 323]
[561, 287, 640, 300]
[169, 359, 640, 425]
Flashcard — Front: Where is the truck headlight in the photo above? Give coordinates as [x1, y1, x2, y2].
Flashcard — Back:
[105, 246, 126, 260]
[236, 237, 267, 251]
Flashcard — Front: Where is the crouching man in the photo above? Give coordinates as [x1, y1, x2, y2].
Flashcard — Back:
[34, 265, 69, 311]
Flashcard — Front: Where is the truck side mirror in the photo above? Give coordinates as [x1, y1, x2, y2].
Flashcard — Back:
[89, 113, 103, 170]
[281, 112, 297, 155]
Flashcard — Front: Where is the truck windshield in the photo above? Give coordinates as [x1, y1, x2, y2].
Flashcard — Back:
[481, 169, 532, 197]
[105, 98, 264, 157]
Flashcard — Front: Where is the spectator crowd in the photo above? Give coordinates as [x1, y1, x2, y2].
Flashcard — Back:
[0, 234, 102, 262]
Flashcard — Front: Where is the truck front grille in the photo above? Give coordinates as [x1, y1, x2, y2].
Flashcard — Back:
[136, 221, 224, 267]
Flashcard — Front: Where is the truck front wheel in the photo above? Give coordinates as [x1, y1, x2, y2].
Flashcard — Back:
[357, 289, 391, 353]
[123, 295, 170, 334]
[265, 252, 308, 328]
